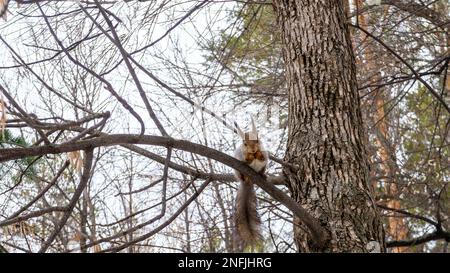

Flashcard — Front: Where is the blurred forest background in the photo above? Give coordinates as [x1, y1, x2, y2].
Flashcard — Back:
[0, 0, 448, 253]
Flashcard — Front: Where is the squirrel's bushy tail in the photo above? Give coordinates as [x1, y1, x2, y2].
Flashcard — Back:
[235, 180, 262, 247]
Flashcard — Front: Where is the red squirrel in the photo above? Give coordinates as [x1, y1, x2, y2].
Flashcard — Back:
[233, 117, 268, 248]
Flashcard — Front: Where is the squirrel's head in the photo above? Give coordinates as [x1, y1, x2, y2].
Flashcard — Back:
[242, 132, 260, 154]
[235, 116, 261, 154]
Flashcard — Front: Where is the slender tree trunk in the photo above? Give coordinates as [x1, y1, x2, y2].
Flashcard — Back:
[273, 0, 385, 252]
[436, 1, 450, 95]
[80, 188, 88, 253]
[183, 191, 192, 253]
[354, 0, 408, 253]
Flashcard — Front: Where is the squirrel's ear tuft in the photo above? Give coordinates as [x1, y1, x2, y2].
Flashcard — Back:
[234, 121, 245, 140]
[251, 115, 258, 137]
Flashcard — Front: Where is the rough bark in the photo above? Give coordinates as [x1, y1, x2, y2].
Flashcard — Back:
[273, 0, 385, 252]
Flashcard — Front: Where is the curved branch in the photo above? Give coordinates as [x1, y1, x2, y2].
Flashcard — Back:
[0, 134, 329, 248]
[387, 230, 450, 248]
[377, 204, 439, 227]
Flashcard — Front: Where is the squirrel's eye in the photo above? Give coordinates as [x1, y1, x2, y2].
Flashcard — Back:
[244, 143, 247, 146]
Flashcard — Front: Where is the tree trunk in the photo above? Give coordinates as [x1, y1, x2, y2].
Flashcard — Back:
[354, 0, 408, 253]
[80, 188, 88, 253]
[273, 0, 385, 252]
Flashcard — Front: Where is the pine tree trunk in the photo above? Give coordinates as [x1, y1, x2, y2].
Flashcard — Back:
[273, 0, 385, 252]
[354, 0, 408, 253]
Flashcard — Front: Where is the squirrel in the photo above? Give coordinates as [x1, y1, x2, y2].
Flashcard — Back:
[233, 116, 268, 248]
